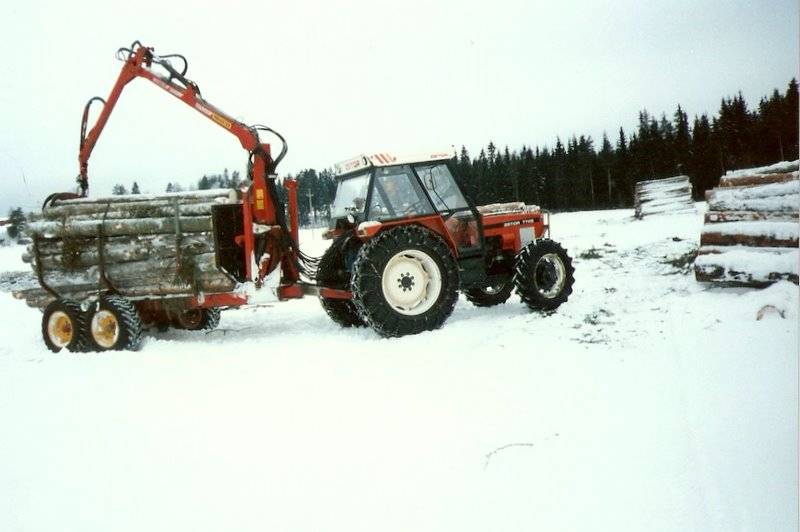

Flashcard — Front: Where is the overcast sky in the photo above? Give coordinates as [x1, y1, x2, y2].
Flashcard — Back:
[0, 0, 797, 213]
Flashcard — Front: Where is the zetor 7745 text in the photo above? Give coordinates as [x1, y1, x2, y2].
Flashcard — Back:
[17, 41, 575, 351]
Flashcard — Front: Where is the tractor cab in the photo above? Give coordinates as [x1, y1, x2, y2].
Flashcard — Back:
[328, 151, 483, 257]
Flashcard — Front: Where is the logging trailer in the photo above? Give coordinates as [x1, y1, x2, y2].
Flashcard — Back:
[22, 41, 575, 351]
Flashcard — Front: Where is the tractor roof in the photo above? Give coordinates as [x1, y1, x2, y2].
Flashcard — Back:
[334, 150, 455, 177]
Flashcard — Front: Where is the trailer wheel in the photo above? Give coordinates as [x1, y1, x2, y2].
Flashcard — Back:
[173, 308, 221, 331]
[514, 239, 575, 311]
[86, 295, 143, 351]
[464, 280, 514, 307]
[317, 235, 364, 328]
[41, 299, 88, 353]
[352, 225, 459, 337]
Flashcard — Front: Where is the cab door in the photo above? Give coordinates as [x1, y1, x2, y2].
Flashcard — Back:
[414, 162, 484, 258]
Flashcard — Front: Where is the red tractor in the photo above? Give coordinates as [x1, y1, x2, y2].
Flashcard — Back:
[23, 41, 574, 350]
[316, 152, 575, 337]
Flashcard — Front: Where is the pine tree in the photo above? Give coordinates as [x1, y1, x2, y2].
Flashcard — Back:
[112, 184, 127, 195]
[6, 207, 27, 240]
[131, 181, 141, 194]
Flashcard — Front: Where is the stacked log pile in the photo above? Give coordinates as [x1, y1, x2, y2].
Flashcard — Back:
[634, 175, 694, 219]
[14, 189, 239, 309]
[695, 160, 799, 286]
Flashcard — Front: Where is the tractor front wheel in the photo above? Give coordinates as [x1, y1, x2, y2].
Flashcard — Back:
[86, 295, 143, 351]
[351, 226, 459, 337]
[514, 239, 575, 311]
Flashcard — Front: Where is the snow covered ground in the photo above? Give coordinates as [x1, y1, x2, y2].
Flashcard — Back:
[1, 206, 797, 531]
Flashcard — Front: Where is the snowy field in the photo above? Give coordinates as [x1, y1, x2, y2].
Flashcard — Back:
[1, 207, 797, 531]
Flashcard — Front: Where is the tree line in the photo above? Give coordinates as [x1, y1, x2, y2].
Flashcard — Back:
[55, 78, 800, 232]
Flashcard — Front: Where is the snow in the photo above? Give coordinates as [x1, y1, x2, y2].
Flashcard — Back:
[1, 207, 798, 532]
[725, 159, 800, 177]
[714, 179, 800, 199]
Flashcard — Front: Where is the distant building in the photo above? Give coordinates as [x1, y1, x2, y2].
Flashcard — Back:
[0, 217, 9, 227]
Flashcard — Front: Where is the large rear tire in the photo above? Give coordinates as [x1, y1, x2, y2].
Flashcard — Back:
[351, 225, 459, 337]
[86, 295, 143, 351]
[514, 239, 575, 311]
[317, 235, 364, 328]
[41, 299, 88, 353]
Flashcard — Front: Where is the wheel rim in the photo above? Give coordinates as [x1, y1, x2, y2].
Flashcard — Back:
[91, 310, 120, 349]
[481, 283, 505, 295]
[381, 249, 442, 316]
[47, 311, 74, 347]
[534, 253, 566, 298]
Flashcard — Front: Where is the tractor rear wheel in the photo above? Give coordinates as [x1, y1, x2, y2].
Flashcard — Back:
[317, 235, 364, 328]
[86, 295, 143, 351]
[351, 225, 459, 337]
[464, 280, 514, 307]
[514, 239, 575, 311]
[41, 299, 88, 353]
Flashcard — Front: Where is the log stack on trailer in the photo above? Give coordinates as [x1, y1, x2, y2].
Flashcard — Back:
[634, 175, 695, 219]
[694, 160, 799, 286]
[14, 189, 239, 309]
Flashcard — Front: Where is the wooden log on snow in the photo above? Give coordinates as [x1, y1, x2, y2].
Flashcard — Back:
[718, 171, 799, 188]
[700, 221, 799, 247]
[694, 245, 799, 286]
[704, 211, 799, 224]
[723, 160, 799, 179]
[26, 216, 213, 238]
[634, 175, 693, 219]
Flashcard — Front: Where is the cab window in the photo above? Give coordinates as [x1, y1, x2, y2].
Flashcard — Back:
[368, 166, 434, 221]
[415, 164, 469, 212]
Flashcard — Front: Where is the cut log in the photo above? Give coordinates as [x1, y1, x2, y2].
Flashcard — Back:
[26, 216, 213, 238]
[700, 221, 799, 247]
[33, 201, 226, 222]
[704, 211, 799, 224]
[723, 159, 799, 178]
[694, 246, 799, 286]
[635, 175, 691, 187]
[706, 193, 799, 213]
[22, 234, 216, 268]
[719, 171, 799, 188]
[49, 188, 237, 207]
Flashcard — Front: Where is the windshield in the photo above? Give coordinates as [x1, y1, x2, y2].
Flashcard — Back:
[330, 172, 370, 219]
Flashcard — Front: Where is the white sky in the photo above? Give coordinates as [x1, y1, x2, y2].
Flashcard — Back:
[0, 0, 797, 213]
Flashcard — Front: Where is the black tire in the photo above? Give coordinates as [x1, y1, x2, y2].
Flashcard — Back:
[464, 280, 514, 307]
[41, 299, 88, 353]
[317, 235, 364, 328]
[514, 239, 575, 311]
[173, 308, 221, 331]
[86, 295, 143, 351]
[351, 225, 459, 337]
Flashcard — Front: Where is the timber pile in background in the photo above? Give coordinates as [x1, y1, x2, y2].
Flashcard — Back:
[695, 160, 799, 286]
[634, 175, 695, 219]
[14, 189, 238, 309]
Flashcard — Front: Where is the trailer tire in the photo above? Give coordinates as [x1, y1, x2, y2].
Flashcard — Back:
[86, 295, 143, 351]
[514, 239, 575, 311]
[352, 225, 459, 337]
[317, 235, 364, 328]
[42, 299, 89, 353]
[464, 280, 514, 307]
[173, 308, 221, 331]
